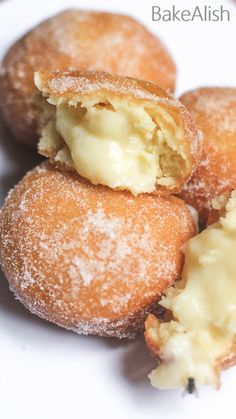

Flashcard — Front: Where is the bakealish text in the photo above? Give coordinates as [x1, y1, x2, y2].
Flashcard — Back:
[152, 5, 230, 22]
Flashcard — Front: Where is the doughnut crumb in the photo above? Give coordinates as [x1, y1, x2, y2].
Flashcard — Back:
[35, 70, 202, 195]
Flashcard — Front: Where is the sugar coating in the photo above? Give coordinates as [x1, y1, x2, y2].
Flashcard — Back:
[181, 87, 236, 221]
[0, 162, 195, 338]
[0, 9, 176, 143]
[187, 88, 236, 135]
[45, 73, 174, 104]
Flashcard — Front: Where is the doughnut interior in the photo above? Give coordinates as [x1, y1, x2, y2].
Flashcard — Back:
[35, 71, 201, 195]
[145, 190, 236, 390]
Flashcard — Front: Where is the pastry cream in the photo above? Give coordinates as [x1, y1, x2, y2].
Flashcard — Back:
[147, 190, 236, 390]
[38, 99, 186, 195]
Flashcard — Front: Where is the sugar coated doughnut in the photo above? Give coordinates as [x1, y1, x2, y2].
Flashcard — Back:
[0, 161, 195, 338]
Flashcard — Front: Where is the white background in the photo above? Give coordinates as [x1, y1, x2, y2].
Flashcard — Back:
[0, 1, 236, 418]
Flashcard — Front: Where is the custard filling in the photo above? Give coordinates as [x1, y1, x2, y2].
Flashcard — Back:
[38, 98, 187, 195]
[147, 191, 236, 390]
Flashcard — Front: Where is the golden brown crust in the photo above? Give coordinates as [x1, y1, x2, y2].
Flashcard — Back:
[144, 314, 162, 358]
[0, 9, 176, 146]
[0, 161, 195, 338]
[180, 87, 236, 224]
[219, 342, 236, 371]
[36, 69, 176, 102]
[35, 70, 202, 194]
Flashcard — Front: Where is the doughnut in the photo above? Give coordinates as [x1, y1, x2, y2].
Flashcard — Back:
[0, 9, 176, 146]
[145, 190, 236, 390]
[180, 87, 236, 224]
[0, 161, 195, 338]
[35, 70, 201, 195]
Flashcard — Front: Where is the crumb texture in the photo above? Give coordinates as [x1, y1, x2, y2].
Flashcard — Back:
[36, 70, 202, 195]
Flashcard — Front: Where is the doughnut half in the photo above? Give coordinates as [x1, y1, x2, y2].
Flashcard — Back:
[0, 162, 195, 338]
[180, 87, 236, 224]
[0, 9, 176, 146]
[35, 70, 202, 195]
[144, 190, 236, 390]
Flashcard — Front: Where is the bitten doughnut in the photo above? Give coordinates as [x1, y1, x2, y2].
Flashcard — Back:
[180, 87, 236, 224]
[145, 190, 236, 390]
[35, 70, 201, 195]
[0, 9, 176, 146]
[0, 161, 195, 338]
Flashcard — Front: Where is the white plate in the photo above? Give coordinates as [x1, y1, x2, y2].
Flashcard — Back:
[0, 1, 236, 418]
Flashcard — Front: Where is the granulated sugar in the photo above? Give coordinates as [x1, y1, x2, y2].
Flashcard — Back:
[0, 161, 195, 337]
